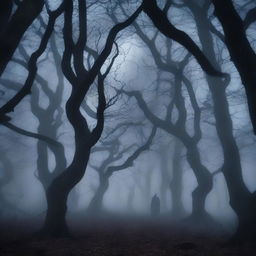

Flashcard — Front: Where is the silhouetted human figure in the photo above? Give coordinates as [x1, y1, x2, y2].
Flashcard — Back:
[151, 194, 160, 217]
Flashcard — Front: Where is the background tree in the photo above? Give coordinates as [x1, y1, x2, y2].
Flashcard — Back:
[88, 124, 156, 214]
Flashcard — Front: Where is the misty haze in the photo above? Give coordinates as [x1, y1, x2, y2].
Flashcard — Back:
[0, 0, 256, 255]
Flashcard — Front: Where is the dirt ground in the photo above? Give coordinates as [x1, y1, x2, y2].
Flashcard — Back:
[0, 215, 255, 256]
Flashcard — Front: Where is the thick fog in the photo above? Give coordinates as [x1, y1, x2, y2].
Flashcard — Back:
[1, 1, 256, 250]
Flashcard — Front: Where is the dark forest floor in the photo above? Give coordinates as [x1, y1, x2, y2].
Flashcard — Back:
[0, 214, 255, 256]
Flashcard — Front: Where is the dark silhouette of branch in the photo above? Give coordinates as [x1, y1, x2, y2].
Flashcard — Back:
[119, 89, 180, 136]
[0, 4, 64, 123]
[208, 21, 225, 43]
[81, 101, 97, 119]
[0, 78, 21, 91]
[102, 121, 144, 141]
[3, 122, 62, 147]
[73, 0, 87, 76]
[91, 139, 137, 175]
[212, 166, 223, 176]
[244, 7, 256, 30]
[106, 126, 157, 176]
[90, 43, 120, 145]
[141, 0, 225, 77]
[88, 4, 143, 84]
[0, 0, 44, 75]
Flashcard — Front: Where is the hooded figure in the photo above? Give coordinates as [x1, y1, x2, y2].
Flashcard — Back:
[151, 194, 160, 217]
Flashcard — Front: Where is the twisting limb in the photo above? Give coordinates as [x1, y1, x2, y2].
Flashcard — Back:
[0, 4, 64, 123]
[0, 0, 44, 75]
[244, 7, 256, 30]
[3, 122, 62, 147]
[90, 43, 120, 145]
[141, 0, 226, 77]
[106, 126, 157, 176]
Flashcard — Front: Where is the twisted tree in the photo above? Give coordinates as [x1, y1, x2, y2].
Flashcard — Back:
[88, 125, 156, 213]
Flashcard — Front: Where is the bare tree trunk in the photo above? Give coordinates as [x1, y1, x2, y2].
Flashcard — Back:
[126, 80, 214, 220]
[41, 0, 144, 236]
[87, 127, 156, 214]
[126, 16, 215, 220]
[87, 174, 109, 214]
[185, 143, 213, 218]
[159, 144, 171, 212]
[127, 186, 135, 212]
[43, 144, 91, 236]
[44, 186, 70, 236]
[170, 77, 213, 219]
[189, 2, 256, 241]
[211, 0, 256, 134]
[170, 139, 185, 218]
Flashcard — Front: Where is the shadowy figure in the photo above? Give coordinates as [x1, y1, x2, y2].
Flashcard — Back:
[151, 194, 160, 217]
